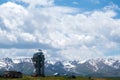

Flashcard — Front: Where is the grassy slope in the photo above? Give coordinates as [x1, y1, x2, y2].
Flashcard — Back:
[0, 76, 120, 80]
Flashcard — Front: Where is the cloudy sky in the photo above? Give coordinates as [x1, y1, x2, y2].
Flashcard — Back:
[0, 0, 120, 60]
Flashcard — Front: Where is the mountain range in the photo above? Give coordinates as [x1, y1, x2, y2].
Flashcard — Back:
[0, 57, 120, 77]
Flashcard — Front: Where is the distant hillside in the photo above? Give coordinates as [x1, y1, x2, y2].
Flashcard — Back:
[0, 57, 120, 77]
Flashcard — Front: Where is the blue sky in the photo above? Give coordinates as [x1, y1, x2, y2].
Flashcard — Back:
[0, 0, 120, 60]
[0, 0, 120, 10]
[54, 0, 120, 18]
[0, 0, 120, 18]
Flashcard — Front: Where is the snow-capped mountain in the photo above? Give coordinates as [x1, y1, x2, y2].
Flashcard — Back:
[0, 57, 120, 77]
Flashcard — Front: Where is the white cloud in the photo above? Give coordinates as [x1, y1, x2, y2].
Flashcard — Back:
[0, 49, 35, 58]
[0, 1, 120, 60]
[104, 2, 120, 11]
[19, 33, 36, 42]
[0, 2, 28, 30]
[59, 45, 104, 60]
[19, 0, 54, 8]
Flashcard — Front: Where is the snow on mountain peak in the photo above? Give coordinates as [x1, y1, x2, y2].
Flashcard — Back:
[0, 57, 120, 77]
[13, 58, 32, 64]
[63, 61, 75, 69]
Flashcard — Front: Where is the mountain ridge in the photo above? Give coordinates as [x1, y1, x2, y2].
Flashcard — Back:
[0, 57, 120, 77]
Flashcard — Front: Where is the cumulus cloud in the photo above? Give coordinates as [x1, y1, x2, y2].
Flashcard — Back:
[0, 0, 120, 60]
[0, 48, 35, 58]
[13, 0, 54, 8]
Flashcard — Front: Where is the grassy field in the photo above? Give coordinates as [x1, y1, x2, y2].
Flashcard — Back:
[0, 76, 120, 80]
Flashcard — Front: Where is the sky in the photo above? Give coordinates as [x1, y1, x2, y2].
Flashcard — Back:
[0, 0, 120, 61]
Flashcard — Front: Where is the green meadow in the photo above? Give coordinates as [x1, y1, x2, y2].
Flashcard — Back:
[0, 76, 120, 80]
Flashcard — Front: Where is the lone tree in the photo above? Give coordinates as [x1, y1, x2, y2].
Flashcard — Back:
[32, 49, 45, 77]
